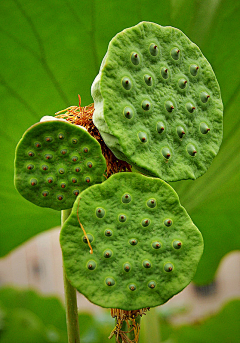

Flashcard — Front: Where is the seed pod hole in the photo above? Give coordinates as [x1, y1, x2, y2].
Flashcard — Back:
[83, 234, 93, 243]
[142, 219, 150, 227]
[177, 126, 185, 138]
[152, 241, 161, 249]
[200, 122, 210, 134]
[58, 134, 64, 140]
[72, 138, 78, 144]
[35, 142, 41, 148]
[164, 263, 174, 272]
[45, 154, 53, 160]
[57, 195, 63, 201]
[190, 64, 199, 76]
[178, 78, 188, 89]
[131, 52, 140, 65]
[73, 190, 79, 196]
[28, 151, 34, 157]
[87, 260, 96, 270]
[129, 238, 138, 246]
[122, 193, 132, 203]
[75, 167, 81, 172]
[42, 165, 48, 171]
[138, 132, 148, 143]
[147, 199, 156, 208]
[45, 137, 53, 142]
[58, 168, 65, 174]
[187, 144, 197, 156]
[60, 182, 66, 188]
[171, 48, 180, 60]
[30, 178, 37, 186]
[87, 162, 93, 168]
[96, 207, 105, 218]
[165, 101, 174, 112]
[157, 122, 165, 134]
[72, 178, 77, 184]
[148, 281, 156, 289]
[162, 147, 171, 159]
[123, 263, 131, 272]
[123, 106, 134, 119]
[143, 260, 151, 268]
[144, 74, 153, 86]
[122, 77, 132, 90]
[85, 177, 90, 183]
[61, 149, 67, 155]
[164, 219, 172, 227]
[186, 102, 196, 113]
[42, 191, 49, 197]
[142, 100, 151, 111]
[149, 43, 159, 56]
[104, 250, 113, 258]
[72, 156, 78, 162]
[161, 67, 169, 79]
[200, 92, 210, 103]
[129, 284, 136, 291]
[106, 278, 115, 286]
[119, 214, 126, 222]
[173, 240, 182, 249]
[27, 164, 34, 170]
[47, 177, 53, 183]
[83, 148, 88, 153]
[105, 229, 113, 237]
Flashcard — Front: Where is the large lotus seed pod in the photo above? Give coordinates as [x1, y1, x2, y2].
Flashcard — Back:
[91, 21, 223, 181]
[60, 173, 203, 310]
[14, 120, 106, 210]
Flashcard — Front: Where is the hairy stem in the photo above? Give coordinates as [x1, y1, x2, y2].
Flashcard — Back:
[62, 209, 80, 343]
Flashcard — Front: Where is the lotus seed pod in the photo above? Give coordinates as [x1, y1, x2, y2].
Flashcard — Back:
[14, 120, 106, 210]
[91, 21, 223, 181]
[60, 173, 203, 310]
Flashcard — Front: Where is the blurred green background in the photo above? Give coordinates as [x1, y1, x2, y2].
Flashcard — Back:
[0, 0, 239, 342]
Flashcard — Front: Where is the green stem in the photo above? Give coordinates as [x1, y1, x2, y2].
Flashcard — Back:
[62, 209, 80, 343]
[140, 308, 160, 343]
[115, 316, 141, 343]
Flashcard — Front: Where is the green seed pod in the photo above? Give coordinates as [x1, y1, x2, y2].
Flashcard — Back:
[138, 132, 148, 143]
[156, 122, 165, 134]
[144, 74, 153, 86]
[123, 107, 134, 119]
[173, 240, 182, 249]
[200, 91, 210, 103]
[177, 126, 185, 138]
[131, 52, 140, 65]
[164, 219, 172, 227]
[96, 208, 105, 218]
[122, 193, 132, 203]
[14, 121, 106, 210]
[105, 229, 113, 237]
[83, 234, 93, 244]
[119, 214, 127, 222]
[91, 21, 223, 181]
[162, 147, 171, 159]
[129, 284, 137, 291]
[142, 219, 150, 227]
[87, 261, 96, 270]
[61, 173, 203, 310]
[122, 77, 132, 90]
[187, 144, 197, 156]
[200, 122, 210, 134]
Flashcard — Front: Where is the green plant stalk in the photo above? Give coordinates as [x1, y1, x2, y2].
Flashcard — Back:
[62, 209, 80, 343]
[140, 308, 160, 343]
[115, 316, 141, 343]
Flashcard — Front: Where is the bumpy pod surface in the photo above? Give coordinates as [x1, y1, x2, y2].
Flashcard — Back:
[91, 21, 223, 181]
[14, 121, 106, 210]
[60, 173, 203, 310]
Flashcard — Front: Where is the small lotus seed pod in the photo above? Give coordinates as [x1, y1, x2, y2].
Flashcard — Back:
[119, 214, 126, 222]
[149, 43, 159, 56]
[61, 149, 67, 155]
[142, 100, 151, 111]
[171, 47, 180, 60]
[91, 21, 223, 181]
[173, 240, 182, 249]
[138, 132, 148, 143]
[28, 151, 34, 157]
[104, 250, 113, 258]
[71, 178, 77, 184]
[27, 164, 34, 170]
[45, 136, 53, 142]
[165, 101, 174, 112]
[129, 238, 138, 245]
[60, 182, 66, 189]
[152, 241, 161, 249]
[73, 190, 79, 196]
[87, 162, 92, 168]
[129, 284, 136, 291]
[122, 77, 132, 90]
[57, 195, 63, 201]
[148, 281, 156, 289]
[187, 144, 197, 156]
[178, 78, 188, 89]
[75, 167, 81, 172]
[143, 260, 151, 268]
[162, 147, 171, 159]
[47, 177, 53, 183]
[42, 165, 48, 171]
[106, 278, 115, 286]
[72, 138, 78, 144]
[161, 67, 169, 79]
[164, 263, 174, 272]
[123, 106, 134, 119]
[58, 168, 65, 175]
[200, 91, 210, 103]
[177, 126, 185, 138]
[190, 64, 199, 76]
[122, 193, 132, 203]
[142, 218, 151, 227]
[35, 142, 41, 148]
[30, 178, 37, 186]
[61, 173, 203, 310]
[123, 263, 131, 272]
[87, 261, 96, 270]
[164, 219, 172, 227]
[131, 52, 140, 65]
[58, 133, 64, 140]
[156, 122, 165, 134]
[105, 229, 113, 236]
[96, 208, 105, 218]
[42, 191, 49, 197]
[186, 102, 196, 113]
[72, 156, 78, 162]
[85, 177, 90, 183]
[83, 234, 93, 243]
[144, 74, 153, 86]
[45, 154, 53, 160]
[200, 122, 210, 134]
[83, 147, 88, 153]
[147, 198, 156, 208]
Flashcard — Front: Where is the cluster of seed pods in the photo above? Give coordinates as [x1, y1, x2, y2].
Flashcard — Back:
[14, 121, 106, 210]
[60, 173, 203, 310]
[91, 21, 223, 181]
